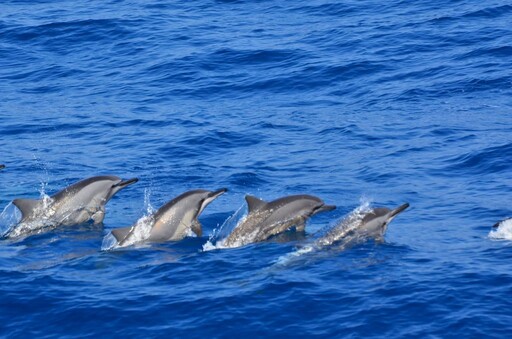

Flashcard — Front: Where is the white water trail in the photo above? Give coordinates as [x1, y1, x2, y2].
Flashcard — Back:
[202, 204, 246, 251]
[102, 188, 156, 250]
[489, 218, 512, 241]
[0, 202, 22, 237]
[2, 179, 58, 238]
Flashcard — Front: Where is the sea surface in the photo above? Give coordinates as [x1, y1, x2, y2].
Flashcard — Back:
[1, 0, 512, 337]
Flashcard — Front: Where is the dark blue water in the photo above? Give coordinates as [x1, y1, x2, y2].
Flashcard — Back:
[1, 0, 512, 337]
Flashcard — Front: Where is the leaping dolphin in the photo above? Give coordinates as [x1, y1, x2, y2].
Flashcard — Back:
[6, 175, 138, 238]
[317, 203, 409, 247]
[110, 188, 227, 247]
[223, 194, 336, 248]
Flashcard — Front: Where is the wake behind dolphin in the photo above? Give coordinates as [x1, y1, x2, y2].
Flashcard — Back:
[4, 175, 138, 238]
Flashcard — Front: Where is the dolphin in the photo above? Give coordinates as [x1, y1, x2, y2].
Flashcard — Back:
[0, 164, 4, 170]
[317, 203, 409, 247]
[223, 194, 336, 248]
[6, 175, 138, 238]
[111, 188, 227, 246]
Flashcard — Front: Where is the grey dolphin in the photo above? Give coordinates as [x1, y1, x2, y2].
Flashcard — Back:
[111, 188, 227, 246]
[223, 194, 336, 248]
[317, 203, 409, 247]
[7, 175, 138, 238]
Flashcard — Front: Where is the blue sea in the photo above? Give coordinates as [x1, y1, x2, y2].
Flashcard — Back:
[1, 0, 512, 337]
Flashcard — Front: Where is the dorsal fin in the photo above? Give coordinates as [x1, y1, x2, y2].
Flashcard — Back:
[111, 226, 133, 243]
[245, 195, 267, 214]
[12, 198, 40, 220]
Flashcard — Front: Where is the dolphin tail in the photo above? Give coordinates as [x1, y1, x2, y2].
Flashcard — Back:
[12, 198, 40, 221]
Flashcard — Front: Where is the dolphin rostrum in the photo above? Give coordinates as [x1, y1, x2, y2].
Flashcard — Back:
[110, 188, 227, 247]
[317, 203, 409, 247]
[223, 194, 336, 248]
[6, 175, 138, 238]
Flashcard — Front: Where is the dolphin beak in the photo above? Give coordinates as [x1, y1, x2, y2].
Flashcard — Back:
[198, 188, 227, 216]
[115, 178, 139, 188]
[390, 203, 409, 218]
[208, 188, 228, 198]
[314, 204, 337, 214]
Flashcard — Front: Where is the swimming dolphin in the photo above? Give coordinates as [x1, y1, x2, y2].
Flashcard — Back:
[0, 164, 4, 170]
[317, 203, 409, 247]
[6, 175, 138, 238]
[111, 188, 227, 246]
[223, 194, 336, 248]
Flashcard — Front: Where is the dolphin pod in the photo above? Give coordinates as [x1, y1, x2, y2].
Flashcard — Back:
[1, 174, 414, 251]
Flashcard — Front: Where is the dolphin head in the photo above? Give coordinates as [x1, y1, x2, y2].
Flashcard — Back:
[105, 176, 139, 201]
[51, 175, 139, 205]
[276, 195, 336, 218]
[359, 203, 409, 238]
[190, 188, 228, 236]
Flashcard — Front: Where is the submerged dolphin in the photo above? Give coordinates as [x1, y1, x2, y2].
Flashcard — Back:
[223, 194, 336, 248]
[0, 164, 4, 170]
[110, 188, 227, 247]
[317, 203, 409, 247]
[6, 175, 138, 238]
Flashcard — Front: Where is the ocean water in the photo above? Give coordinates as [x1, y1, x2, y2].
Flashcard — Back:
[1, 0, 512, 337]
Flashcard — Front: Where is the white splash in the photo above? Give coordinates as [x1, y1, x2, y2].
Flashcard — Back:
[103, 214, 155, 250]
[102, 188, 156, 250]
[0, 202, 22, 237]
[202, 204, 246, 251]
[3, 185, 57, 238]
[489, 218, 512, 241]
[315, 198, 372, 247]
